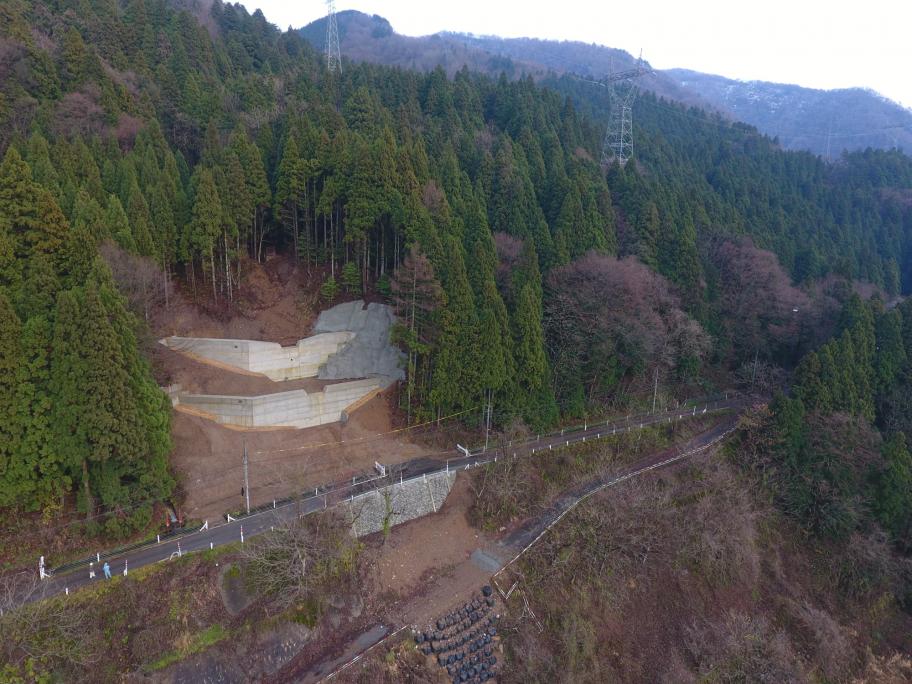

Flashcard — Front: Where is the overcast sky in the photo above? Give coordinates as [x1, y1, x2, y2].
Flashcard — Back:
[241, 0, 912, 108]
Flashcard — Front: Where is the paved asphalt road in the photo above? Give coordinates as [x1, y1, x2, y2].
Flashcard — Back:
[32, 397, 748, 603]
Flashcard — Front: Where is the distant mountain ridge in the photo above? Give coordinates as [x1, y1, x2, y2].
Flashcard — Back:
[298, 12, 711, 107]
[666, 69, 912, 156]
[300, 11, 912, 156]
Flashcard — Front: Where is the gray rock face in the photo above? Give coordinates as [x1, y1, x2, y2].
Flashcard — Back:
[314, 300, 405, 385]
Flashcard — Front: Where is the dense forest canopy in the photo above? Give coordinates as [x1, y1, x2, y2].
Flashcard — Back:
[0, 0, 911, 541]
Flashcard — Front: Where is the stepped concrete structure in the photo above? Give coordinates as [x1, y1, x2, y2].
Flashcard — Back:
[160, 300, 404, 386]
[347, 470, 457, 537]
[175, 378, 383, 430]
[160, 301, 403, 430]
[159, 333, 354, 381]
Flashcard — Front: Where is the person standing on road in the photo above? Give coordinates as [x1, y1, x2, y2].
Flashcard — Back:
[103, 561, 111, 579]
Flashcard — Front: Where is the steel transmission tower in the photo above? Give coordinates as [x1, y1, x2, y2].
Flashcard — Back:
[325, 0, 342, 74]
[585, 55, 651, 168]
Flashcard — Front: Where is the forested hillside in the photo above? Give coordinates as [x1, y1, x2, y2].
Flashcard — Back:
[301, 11, 912, 156]
[0, 0, 911, 545]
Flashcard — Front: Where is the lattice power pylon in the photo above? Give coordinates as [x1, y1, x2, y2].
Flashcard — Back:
[584, 55, 651, 168]
[325, 0, 342, 74]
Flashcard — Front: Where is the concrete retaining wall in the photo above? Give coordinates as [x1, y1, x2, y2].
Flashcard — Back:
[314, 301, 405, 383]
[161, 301, 404, 386]
[175, 378, 382, 429]
[160, 333, 354, 381]
[346, 470, 457, 537]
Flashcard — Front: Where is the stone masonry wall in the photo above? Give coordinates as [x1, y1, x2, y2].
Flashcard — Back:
[346, 470, 457, 537]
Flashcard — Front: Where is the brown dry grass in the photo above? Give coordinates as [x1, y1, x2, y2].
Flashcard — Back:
[491, 455, 911, 683]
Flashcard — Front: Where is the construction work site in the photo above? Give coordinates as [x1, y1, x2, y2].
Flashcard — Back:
[26, 256, 756, 684]
[150, 260, 429, 522]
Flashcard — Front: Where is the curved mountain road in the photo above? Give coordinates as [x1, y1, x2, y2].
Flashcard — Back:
[27, 397, 750, 604]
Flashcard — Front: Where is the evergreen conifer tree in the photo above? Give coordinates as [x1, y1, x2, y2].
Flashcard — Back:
[0, 291, 23, 507]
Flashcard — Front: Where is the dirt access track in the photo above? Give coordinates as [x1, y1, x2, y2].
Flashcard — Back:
[151, 257, 425, 522]
[271, 417, 740, 683]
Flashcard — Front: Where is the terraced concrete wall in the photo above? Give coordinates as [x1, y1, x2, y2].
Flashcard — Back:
[347, 471, 457, 537]
[176, 378, 381, 429]
[160, 333, 353, 381]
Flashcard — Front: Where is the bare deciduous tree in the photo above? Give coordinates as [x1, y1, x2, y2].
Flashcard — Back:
[708, 237, 812, 362]
[684, 611, 804, 683]
[240, 510, 360, 611]
[545, 253, 711, 403]
[469, 456, 537, 527]
[0, 572, 99, 671]
[99, 240, 169, 322]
